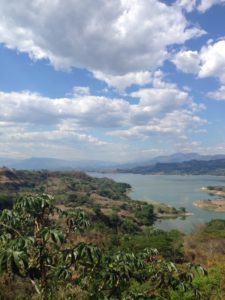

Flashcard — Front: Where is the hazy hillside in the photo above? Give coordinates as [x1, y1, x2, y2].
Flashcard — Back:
[118, 158, 225, 175]
[1, 153, 225, 171]
[0, 157, 116, 171]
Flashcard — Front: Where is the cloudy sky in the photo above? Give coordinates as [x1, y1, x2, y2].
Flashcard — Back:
[0, 0, 225, 162]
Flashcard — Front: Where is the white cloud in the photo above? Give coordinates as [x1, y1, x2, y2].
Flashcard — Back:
[175, 141, 225, 155]
[199, 40, 225, 83]
[110, 109, 206, 139]
[172, 40, 225, 83]
[172, 50, 201, 74]
[3, 124, 106, 146]
[93, 69, 181, 91]
[93, 71, 152, 91]
[0, 0, 203, 77]
[72, 86, 90, 97]
[0, 81, 205, 141]
[0, 119, 117, 161]
[176, 0, 197, 12]
[0, 91, 129, 128]
[130, 86, 190, 124]
[0, 120, 108, 150]
[0, 1, 219, 161]
[197, 0, 225, 12]
[208, 85, 225, 100]
[176, 0, 225, 13]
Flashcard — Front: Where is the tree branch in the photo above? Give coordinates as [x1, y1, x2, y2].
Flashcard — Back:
[0, 221, 22, 237]
[30, 279, 41, 295]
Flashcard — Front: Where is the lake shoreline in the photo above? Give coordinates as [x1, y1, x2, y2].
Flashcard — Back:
[193, 186, 225, 212]
[193, 199, 225, 212]
[88, 172, 225, 232]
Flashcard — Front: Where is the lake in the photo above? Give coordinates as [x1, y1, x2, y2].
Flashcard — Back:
[89, 173, 225, 233]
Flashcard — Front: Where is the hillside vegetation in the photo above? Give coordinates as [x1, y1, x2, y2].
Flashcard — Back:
[0, 193, 208, 300]
[0, 168, 187, 231]
[0, 168, 225, 299]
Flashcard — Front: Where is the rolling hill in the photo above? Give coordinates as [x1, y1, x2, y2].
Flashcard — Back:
[118, 158, 225, 175]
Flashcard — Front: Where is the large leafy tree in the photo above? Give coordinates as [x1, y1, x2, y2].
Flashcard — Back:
[0, 194, 93, 299]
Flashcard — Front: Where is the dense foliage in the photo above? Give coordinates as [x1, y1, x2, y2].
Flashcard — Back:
[0, 194, 207, 300]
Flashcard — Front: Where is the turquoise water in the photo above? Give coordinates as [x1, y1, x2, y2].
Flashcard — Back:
[89, 173, 225, 233]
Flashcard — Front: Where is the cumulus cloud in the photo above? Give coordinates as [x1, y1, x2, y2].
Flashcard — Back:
[197, 0, 225, 12]
[3, 123, 106, 146]
[172, 40, 225, 83]
[172, 40, 225, 100]
[93, 69, 177, 91]
[0, 0, 217, 161]
[172, 50, 201, 74]
[0, 0, 203, 78]
[0, 80, 207, 160]
[208, 85, 225, 100]
[0, 91, 129, 128]
[198, 40, 225, 83]
[93, 71, 152, 91]
[176, 0, 197, 12]
[110, 109, 206, 139]
[175, 141, 225, 155]
[0, 81, 205, 140]
[0, 118, 115, 161]
[0, 120, 108, 152]
[130, 87, 190, 125]
[176, 0, 225, 13]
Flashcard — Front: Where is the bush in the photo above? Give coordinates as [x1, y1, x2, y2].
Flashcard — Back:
[134, 204, 156, 226]
[67, 193, 92, 206]
[206, 219, 225, 231]
[0, 194, 14, 210]
[120, 219, 140, 234]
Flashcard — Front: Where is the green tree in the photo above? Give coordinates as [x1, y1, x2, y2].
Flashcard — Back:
[0, 194, 94, 299]
[179, 207, 186, 214]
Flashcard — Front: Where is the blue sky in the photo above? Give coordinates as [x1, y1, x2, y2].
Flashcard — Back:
[0, 0, 225, 162]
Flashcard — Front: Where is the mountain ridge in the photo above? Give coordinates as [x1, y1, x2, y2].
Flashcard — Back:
[1, 153, 225, 171]
[118, 158, 225, 175]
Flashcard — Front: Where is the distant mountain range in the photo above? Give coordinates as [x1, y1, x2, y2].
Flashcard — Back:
[119, 153, 225, 168]
[0, 157, 116, 171]
[118, 158, 225, 175]
[1, 153, 225, 172]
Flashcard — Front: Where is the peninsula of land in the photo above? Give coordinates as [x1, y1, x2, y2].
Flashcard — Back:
[193, 186, 225, 212]
[0, 167, 188, 230]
